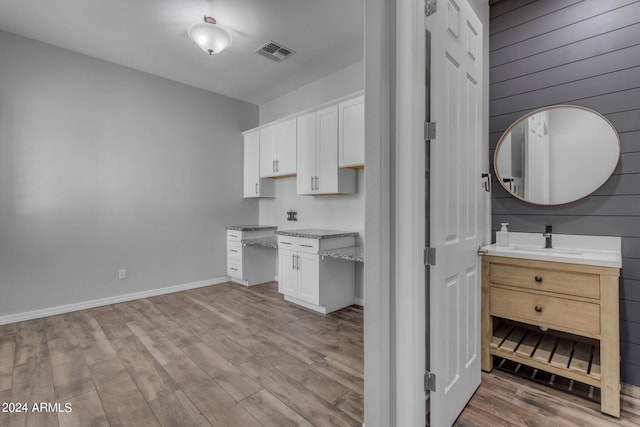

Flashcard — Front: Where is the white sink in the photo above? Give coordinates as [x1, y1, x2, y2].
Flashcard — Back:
[512, 246, 583, 256]
[480, 232, 621, 268]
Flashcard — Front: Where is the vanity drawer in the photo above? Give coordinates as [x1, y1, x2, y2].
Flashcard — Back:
[227, 230, 242, 242]
[227, 258, 243, 278]
[490, 287, 600, 337]
[277, 236, 319, 254]
[490, 263, 600, 300]
[227, 241, 243, 260]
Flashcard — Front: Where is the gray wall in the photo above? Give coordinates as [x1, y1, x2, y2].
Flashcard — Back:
[489, 0, 640, 386]
[0, 30, 259, 318]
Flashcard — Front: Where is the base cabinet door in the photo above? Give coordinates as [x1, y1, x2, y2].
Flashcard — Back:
[297, 253, 320, 305]
[278, 249, 298, 296]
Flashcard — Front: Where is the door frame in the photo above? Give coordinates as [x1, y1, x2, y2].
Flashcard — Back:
[363, 0, 490, 426]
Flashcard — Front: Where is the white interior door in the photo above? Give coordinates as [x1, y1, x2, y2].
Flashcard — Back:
[428, 0, 483, 425]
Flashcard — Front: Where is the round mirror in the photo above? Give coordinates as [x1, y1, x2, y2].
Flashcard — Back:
[494, 105, 620, 205]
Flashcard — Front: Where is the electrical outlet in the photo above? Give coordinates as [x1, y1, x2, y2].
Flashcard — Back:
[118, 269, 126, 280]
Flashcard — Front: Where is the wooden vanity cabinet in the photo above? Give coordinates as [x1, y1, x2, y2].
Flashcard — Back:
[481, 255, 621, 417]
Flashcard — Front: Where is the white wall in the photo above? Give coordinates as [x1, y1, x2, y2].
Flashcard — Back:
[257, 61, 366, 302]
[259, 60, 364, 125]
[0, 30, 259, 318]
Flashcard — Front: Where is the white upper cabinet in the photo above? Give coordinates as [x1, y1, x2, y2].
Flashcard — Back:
[296, 105, 355, 195]
[297, 112, 316, 195]
[276, 119, 297, 175]
[243, 130, 273, 198]
[259, 118, 297, 178]
[338, 96, 365, 168]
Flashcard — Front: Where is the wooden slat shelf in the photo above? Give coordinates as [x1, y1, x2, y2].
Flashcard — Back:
[490, 324, 601, 388]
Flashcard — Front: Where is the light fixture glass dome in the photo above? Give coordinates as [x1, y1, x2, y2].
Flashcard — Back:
[188, 17, 231, 55]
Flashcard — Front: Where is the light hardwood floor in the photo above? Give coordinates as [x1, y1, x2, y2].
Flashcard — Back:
[456, 365, 640, 427]
[0, 282, 363, 427]
[1, 281, 639, 427]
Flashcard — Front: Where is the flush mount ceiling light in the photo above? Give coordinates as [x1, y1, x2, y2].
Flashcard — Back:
[188, 16, 231, 55]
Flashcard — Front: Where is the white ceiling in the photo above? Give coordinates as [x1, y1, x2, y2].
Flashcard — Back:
[0, 0, 364, 105]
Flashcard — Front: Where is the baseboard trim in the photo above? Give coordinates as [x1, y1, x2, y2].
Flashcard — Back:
[355, 297, 364, 306]
[0, 277, 229, 325]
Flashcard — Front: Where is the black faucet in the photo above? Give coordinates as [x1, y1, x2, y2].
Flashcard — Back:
[543, 224, 552, 249]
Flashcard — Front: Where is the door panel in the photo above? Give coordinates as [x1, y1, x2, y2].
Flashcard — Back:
[428, 0, 483, 425]
[316, 105, 339, 194]
[339, 96, 365, 167]
[278, 249, 298, 296]
[297, 112, 316, 194]
[277, 119, 297, 175]
[259, 125, 277, 178]
[297, 253, 320, 305]
[243, 131, 260, 198]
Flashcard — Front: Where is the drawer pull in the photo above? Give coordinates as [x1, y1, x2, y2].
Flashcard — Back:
[230, 249, 238, 253]
[280, 242, 292, 245]
[534, 275, 543, 283]
[230, 267, 238, 271]
[229, 234, 238, 238]
[535, 305, 543, 313]
[300, 244, 314, 248]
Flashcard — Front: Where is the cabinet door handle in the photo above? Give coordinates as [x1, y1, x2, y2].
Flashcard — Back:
[273, 160, 275, 173]
[300, 244, 313, 248]
[255, 182, 258, 194]
[280, 241, 292, 245]
[230, 249, 238, 253]
[230, 267, 238, 271]
[292, 253, 295, 270]
[229, 234, 238, 238]
[534, 305, 543, 313]
[296, 254, 300, 270]
[276, 159, 279, 172]
[315, 176, 319, 190]
[534, 275, 543, 282]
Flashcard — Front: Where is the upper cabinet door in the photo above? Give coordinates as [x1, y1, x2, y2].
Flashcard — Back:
[339, 96, 365, 168]
[276, 119, 297, 176]
[316, 105, 339, 194]
[297, 112, 316, 195]
[259, 125, 278, 178]
[244, 131, 273, 198]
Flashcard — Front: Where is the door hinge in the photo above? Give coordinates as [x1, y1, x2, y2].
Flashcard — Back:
[424, 247, 436, 266]
[424, 371, 436, 392]
[424, 121, 436, 141]
[425, 0, 437, 16]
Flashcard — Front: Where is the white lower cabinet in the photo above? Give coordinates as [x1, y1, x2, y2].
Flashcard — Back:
[277, 235, 355, 314]
[227, 229, 276, 286]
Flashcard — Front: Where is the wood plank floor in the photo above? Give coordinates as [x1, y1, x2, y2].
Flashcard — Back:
[0, 282, 363, 427]
[456, 367, 640, 427]
[2, 281, 639, 426]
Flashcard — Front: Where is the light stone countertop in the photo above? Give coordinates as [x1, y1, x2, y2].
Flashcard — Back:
[226, 225, 277, 232]
[275, 229, 358, 239]
[242, 236, 278, 249]
[319, 246, 364, 263]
